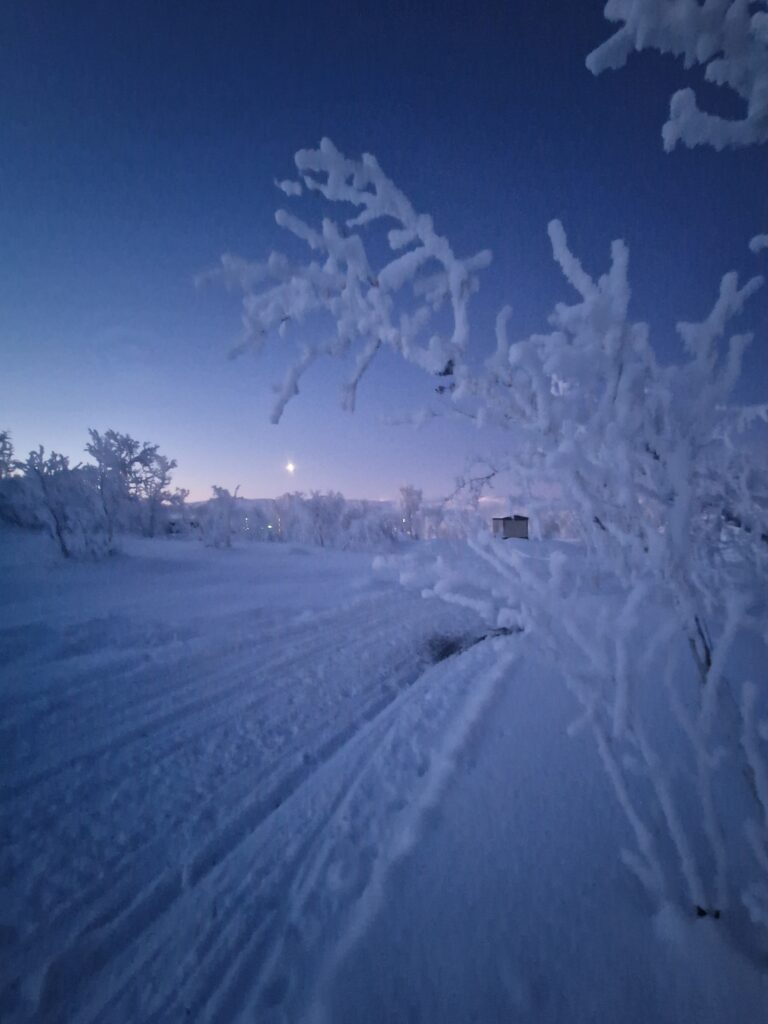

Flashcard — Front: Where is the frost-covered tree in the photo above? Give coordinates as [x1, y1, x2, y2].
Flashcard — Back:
[420, 501, 445, 540]
[137, 452, 177, 537]
[0, 431, 14, 479]
[171, 486, 190, 509]
[85, 429, 178, 538]
[399, 484, 423, 539]
[12, 447, 109, 558]
[273, 491, 313, 544]
[588, 0, 768, 151]
[202, 0, 768, 935]
[238, 500, 268, 540]
[201, 485, 240, 548]
[307, 489, 345, 547]
[164, 487, 191, 534]
[342, 499, 401, 548]
[84, 429, 136, 540]
[243, 491, 401, 549]
[206, 133, 767, 930]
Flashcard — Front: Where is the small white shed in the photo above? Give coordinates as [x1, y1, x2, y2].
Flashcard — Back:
[492, 515, 529, 540]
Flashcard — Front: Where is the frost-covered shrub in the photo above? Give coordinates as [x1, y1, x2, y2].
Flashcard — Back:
[237, 501, 270, 540]
[85, 429, 179, 539]
[195, 491, 408, 551]
[273, 490, 398, 549]
[84, 429, 138, 539]
[0, 430, 14, 479]
[307, 489, 345, 547]
[1, 429, 184, 554]
[135, 453, 177, 538]
[7, 448, 110, 559]
[200, 485, 239, 548]
[165, 487, 191, 535]
[341, 500, 401, 548]
[273, 491, 313, 545]
[0, 475, 33, 530]
[399, 484, 423, 539]
[206, 134, 768, 931]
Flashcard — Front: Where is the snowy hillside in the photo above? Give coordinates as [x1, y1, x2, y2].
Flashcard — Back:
[1, 527, 766, 1022]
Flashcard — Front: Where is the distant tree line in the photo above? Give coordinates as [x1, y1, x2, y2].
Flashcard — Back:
[185, 483, 480, 550]
[0, 428, 184, 558]
[0, 430, 479, 558]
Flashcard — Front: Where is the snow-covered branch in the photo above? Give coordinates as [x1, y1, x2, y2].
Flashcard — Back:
[202, 138, 491, 422]
[588, 0, 768, 150]
[211, 138, 767, 925]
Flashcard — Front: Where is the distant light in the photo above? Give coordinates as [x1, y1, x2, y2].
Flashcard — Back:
[286, 462, 295, 474]
[402, 518, 406, 523]
[267, 524, 273, 529]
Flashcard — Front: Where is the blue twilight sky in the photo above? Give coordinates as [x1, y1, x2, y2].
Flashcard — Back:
[2, 1, 766, 500]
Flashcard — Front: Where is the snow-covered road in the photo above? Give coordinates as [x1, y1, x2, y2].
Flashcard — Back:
[1, 534, 503, 1022]
[3, 531, 766, 1023]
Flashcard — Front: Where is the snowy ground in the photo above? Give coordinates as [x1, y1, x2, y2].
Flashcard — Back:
[1, 528, 766, 1022]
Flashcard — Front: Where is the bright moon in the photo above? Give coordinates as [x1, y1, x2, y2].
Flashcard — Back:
[285, 462, 295, 474]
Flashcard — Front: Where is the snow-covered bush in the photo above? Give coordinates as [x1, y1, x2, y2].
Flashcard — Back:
[0, 428, 184, 555]
[238, 500, 270, 540]
[84, 429, 137, 540]
[341, 499, 402, 548]
[200, 485, 240, 548]
[273, 491, 312, 544]
[7, 447, 110, 559]
[207, 130, 767, 932]
[399, 484, 423, 539]
[85, 429, 180, 539]
[306, 489, 345, 547]
[272, 490, 401, 549]
[410, 500, 484, 541]
[0, 430, 14, 479]
[137, 452, 177, 538]
[0, 476, 31, 530]
[195, 491, 407, 550]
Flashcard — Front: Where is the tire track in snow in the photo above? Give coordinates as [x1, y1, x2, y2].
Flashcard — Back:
[22, 643, 432, 1023]
[71, 643, 512, 1024]
[2, 591, 422, 795]
[2, 598, 345, 710]
[1, 593, 388, 746]
[4, 630, 414, 982]
[2, 588, 481, 1022]
[6, 605, 409, 1011]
